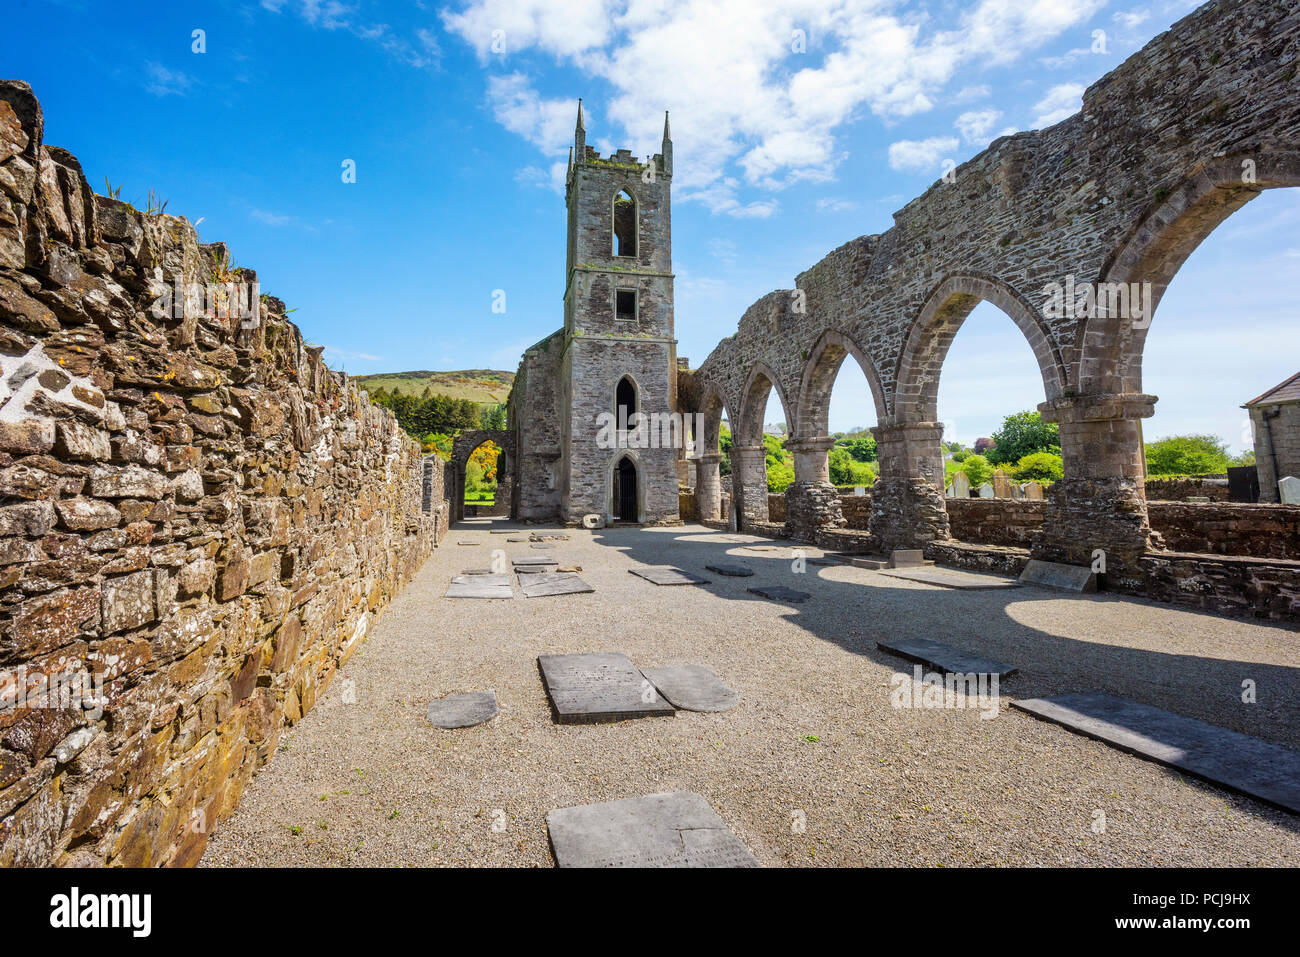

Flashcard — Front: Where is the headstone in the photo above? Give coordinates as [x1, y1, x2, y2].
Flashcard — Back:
[853, 486, 866, 496]
[537, 652, 675, 723]
[879, 566, 1021, 590]
[1010, 483, 1024, 500]
[1281, 476, 1300, 505]
[877, 638, 1017, 679]
[992, 469, 1012, 499]
[643, 665, 740, 712]
[977, 482, 994, 499]
[522, 572, 594, 598]
[945, 484, 954, 498]
[950, 472, 971, 499]
[746, 585, 811, 603]
[426, 691, 498, 729]
[547, 792, 759, 868]
[705, 563, 754, 577]
[1023, 481, 1044, 500]
[1019, 559, 1097, 593]
[629, 566, 711, 586]
[1011, 693, 1300, 814]
[888, 549, 926, 568]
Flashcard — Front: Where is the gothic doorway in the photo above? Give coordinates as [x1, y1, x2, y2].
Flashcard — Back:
[615, 456, 638, 522]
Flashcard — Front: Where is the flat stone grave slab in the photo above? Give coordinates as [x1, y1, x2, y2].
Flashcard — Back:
[705, 563, 754, 577]
[426, 691, 498, 729]
[737, 545, 780, 552]
[507, 536, 529, 542]
[490, 530, 516, 534]
[879, 566, 1021, 590]
[806, 557, 841, 566]
[456, 541, 479, 546]
[877, 637, 1017, 679]
[522, 572, 595, 598]
[746, 585, 811, 603]
[530, 543, 556, 549]
[629, 566, 711, 586]
[547, 791, 759, 867]
[537, 652, 675, 724]
[451, 573, 512, 586]
[445, 578, 513, 599]
[459, 568, 494, 575]
[513, 556, 559, 574]
[643, 665, 740, 712]
[1019, 559, 1097, 593]
[1012, 693, 1300, 814]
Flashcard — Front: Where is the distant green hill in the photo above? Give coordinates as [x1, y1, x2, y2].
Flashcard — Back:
[354, 369, 515, 406]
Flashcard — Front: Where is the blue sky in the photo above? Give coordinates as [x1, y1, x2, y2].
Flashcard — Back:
[4, 0, 1295, 451]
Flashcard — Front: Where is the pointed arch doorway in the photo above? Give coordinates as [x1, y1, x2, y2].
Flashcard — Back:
[614, 456, 639, 523]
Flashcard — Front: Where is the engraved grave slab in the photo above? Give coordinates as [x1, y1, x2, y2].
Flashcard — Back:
[537, 652, 674, 723]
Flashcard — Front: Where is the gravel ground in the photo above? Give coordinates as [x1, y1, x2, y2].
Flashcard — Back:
[200, 521, 1300, 867]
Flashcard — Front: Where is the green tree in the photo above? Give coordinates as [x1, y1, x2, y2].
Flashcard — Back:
[987, 411, 1060, 465]
[828, 446, 853, 485]
[480, 402, 507, 431]
[959, 454, 994, 488]
[1144, 434, 1232, 476]
[835, 435, 877, 462]
[1011, 451, 1064, 482]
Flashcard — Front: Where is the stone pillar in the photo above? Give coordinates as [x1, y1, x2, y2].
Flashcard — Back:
[694, 453, 723, 522]
[783, 435, 845, 542]
[1034, 393, 1162, 588]
[730, 445, 769, 531]
[867, 422, 950, 552]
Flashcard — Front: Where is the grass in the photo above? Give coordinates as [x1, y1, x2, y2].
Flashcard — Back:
[353, 369, 514, 404]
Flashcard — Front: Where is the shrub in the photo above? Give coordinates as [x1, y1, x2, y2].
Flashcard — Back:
[958, 454, 994, 488]
[1011, 451, 1064, 482]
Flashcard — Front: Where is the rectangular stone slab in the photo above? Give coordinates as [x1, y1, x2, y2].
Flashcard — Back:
[877, 637, 1017, 679]
[537, 652, 675, 723]
[629, 566, 711, 586]
[746, 585, 811, 603]
[547, 791, 759, 867]
[705, 563, 754, 577]
[522, 573, 595, 598]
[879, 566, 1021, 590]
[451, 574, 512, 586]
[1019, 559, 1098, 593]
[514, 555, 558, 565]
[445, 580, 513, 599]
[889, 549, 927, 567]
[643, 665, 740, 712]
[1011, 693, 1300, 814]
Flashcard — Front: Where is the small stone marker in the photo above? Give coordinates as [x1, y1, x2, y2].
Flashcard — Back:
[582, 513, 604, 529]
[1011, 483, 1024, 499]
[880, 566, 1021, 590]
[643, 665, 740, 712]
[888, 548, 926, 568]
[853, 486, 866, 496]
[950, 472, 971, 498]
[522, 572, 594, 598]
[877, 637, 1017, 679]
[1023, 481, 1044, 500]
[547, 791, 759, 868]
[1019, 559, 1097, 593]
[457, 540, 479, 546]
[1279, 476, 1300, 504]
[1011, 693, 1300, 814]
[426, 691, 498, 729]
[445, 577, 513, 599]
[992, 469, 1012, 499]
[746, 584, 811, 603]
[537, 652, 675, 723]
[705, 563, 754, 577]
[977, 482, 994, 499]
[629, 566, 711, 586]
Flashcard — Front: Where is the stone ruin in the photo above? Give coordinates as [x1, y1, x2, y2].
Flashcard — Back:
[0, 80, 447, 865]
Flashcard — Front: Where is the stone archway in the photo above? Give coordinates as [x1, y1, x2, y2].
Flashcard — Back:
[451, 429, 517, 522]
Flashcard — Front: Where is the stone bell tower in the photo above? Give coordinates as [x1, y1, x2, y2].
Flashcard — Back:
[557, 102, 680, 524]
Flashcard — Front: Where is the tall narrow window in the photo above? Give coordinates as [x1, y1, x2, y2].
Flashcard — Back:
[613, 189, 636, 257]
[616, 376, 637, 421]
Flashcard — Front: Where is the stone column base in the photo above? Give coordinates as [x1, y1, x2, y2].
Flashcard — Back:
[783, 481, 846, 542]
[1032, 476, 1163, 590]
[868, 476, 950, 552]
[730, 445, 769, 531]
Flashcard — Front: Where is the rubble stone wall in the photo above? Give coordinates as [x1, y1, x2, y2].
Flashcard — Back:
[0, 81, 442, 866]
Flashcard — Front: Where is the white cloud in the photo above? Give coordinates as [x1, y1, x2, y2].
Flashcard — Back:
[1113, 8, 1150, 30]
[1031, 82, 1085, 128]
[443, 0, 1107, 215]
[514, 161, 568, 193]
[816, 197, 858, 212]
[955, 108, 1003, 145]
[144, 62, 193, 97]
[887, 136, 958, 173]
[250, 208, 292, 226]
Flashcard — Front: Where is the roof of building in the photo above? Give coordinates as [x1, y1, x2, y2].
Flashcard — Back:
[1244, 371, 1300, 408]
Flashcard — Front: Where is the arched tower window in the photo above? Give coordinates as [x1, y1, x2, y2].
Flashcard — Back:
[616, 376, 637, 422]
[613, 189, 636, 257]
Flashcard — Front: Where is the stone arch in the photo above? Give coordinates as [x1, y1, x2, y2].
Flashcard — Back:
[450, 429, 516, 522]
[795, 329, 888, 437]
[894, 274, 1066, 424]
[1080, 151, 1300, 395]
[614, 372, 640, 420]
[736, 361, 793, 446]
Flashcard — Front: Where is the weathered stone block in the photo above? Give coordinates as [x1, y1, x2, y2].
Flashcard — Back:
[101, 569, 158, 634]
[55, 496, 120, 531]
